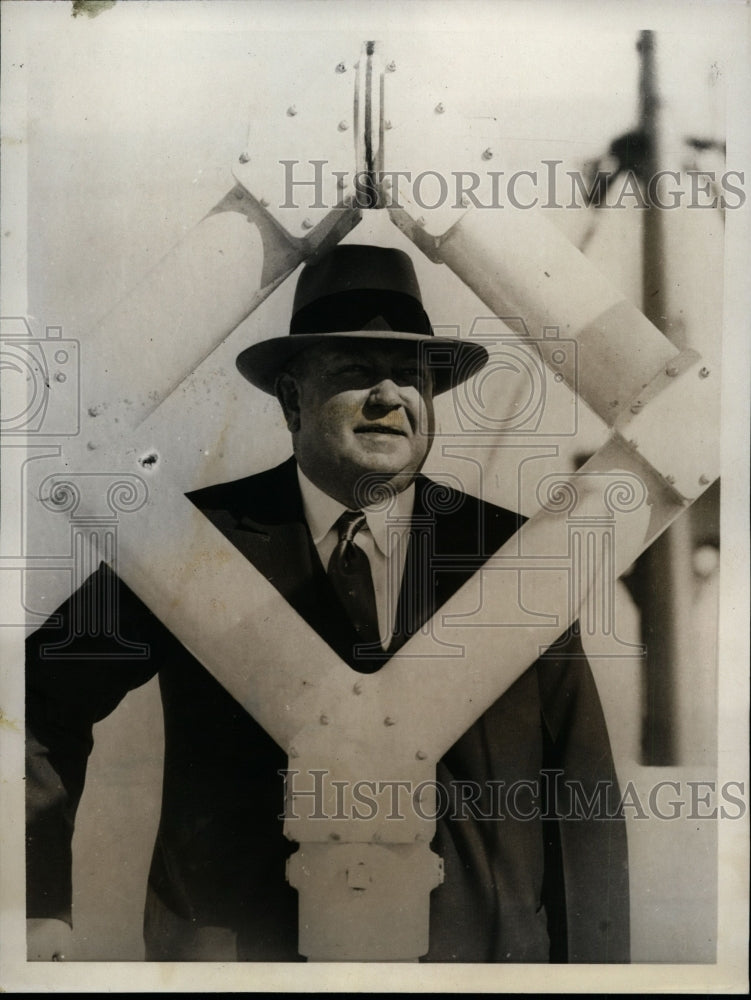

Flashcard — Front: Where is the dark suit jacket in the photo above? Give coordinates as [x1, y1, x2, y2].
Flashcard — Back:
[26, 458, 629, 962]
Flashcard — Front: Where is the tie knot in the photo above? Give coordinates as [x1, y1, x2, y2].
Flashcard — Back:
[336, 510, 367, 545]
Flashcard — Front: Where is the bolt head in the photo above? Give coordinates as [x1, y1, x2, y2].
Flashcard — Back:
[435, 102, 445, 114]
[482, 147, 494, 160]
[384, 119, 393, 130]
[666, 365, 679, 377]
[286, 105, 298, 117]
[238, 152, 250, 164]
[699, 474, 711, 485]
[335, 62, 347, 73]
[416, 750, 428, 760]
[415, 217, 426, 228]
[302, 218, 314, 230]
[353, 681, 363, 694]
[384, 716, 396, 726]
[699, 366, 711, 379]
[386, 60, 396, 72]
[665, 474, 676, 485]
[259, 196, 269, 207]
[320, 714, 329, 725]
[337, 120, 349, 131]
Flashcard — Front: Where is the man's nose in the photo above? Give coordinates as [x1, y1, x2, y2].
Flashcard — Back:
[366, 378, 403, 408]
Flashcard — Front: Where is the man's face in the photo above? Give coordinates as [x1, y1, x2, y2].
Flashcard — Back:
[277, 340, 435, 506]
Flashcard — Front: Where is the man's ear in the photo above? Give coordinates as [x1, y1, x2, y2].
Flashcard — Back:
[275, 372, 301, 433]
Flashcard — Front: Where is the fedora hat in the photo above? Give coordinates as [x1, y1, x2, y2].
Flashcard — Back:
[236, 244, 488, 395]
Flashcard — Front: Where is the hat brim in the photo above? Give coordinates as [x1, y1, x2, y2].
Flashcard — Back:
[236, 330, 489, 396]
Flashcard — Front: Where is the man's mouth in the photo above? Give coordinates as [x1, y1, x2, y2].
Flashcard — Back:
[355, 423, 407, 437]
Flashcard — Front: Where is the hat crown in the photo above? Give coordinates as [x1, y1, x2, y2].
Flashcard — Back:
[293, 244, 424, 313]
[290, 245, 432, 339]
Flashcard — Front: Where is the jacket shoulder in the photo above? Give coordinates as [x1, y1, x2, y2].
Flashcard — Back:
[185, 458, 299, 524]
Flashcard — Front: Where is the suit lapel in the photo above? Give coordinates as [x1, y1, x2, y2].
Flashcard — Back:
[390, 475, 523, 656]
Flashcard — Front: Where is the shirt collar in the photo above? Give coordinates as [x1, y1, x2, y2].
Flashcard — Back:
[297, 465, 415, 556]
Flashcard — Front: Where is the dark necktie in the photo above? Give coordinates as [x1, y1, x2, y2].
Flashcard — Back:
[327, 510, 382, 651]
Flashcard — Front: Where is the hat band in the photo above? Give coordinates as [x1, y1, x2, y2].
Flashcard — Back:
[289, 290, 433, 337]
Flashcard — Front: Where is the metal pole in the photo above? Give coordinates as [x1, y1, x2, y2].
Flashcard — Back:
[633, 30, 695, 766]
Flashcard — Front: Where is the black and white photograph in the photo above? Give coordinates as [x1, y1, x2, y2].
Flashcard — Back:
[0, 0, 748, 993]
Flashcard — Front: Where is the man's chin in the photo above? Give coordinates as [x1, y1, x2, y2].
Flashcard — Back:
[352, 445, 416, 476]
[351, 468, 416, 506]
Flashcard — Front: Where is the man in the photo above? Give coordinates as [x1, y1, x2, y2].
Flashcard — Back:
[26, 244, 629, 963]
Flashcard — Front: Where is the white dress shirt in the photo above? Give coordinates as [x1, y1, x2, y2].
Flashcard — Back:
[297, 467, 415, 650]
